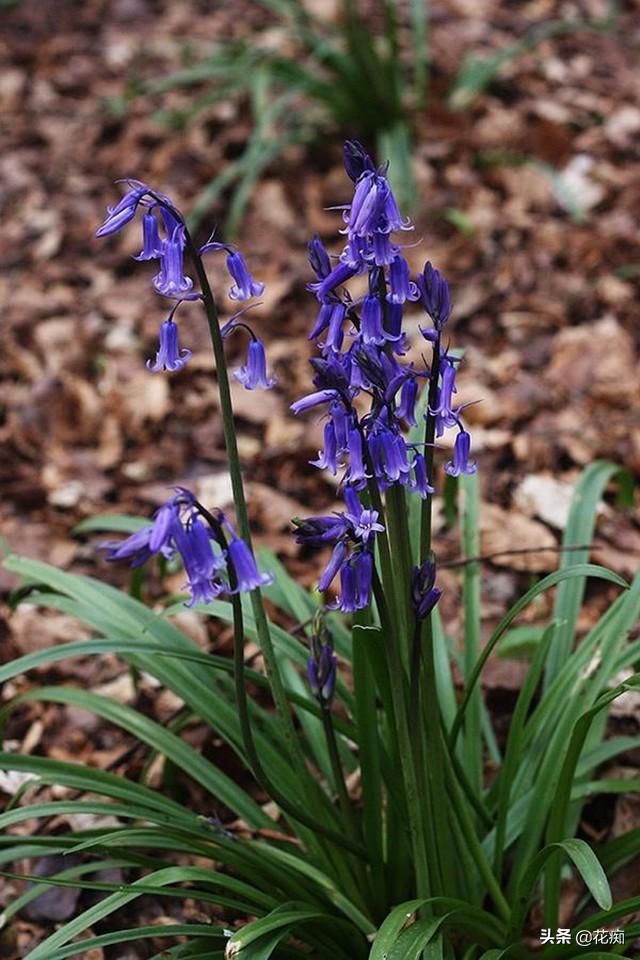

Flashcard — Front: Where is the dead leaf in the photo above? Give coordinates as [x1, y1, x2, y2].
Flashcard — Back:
[480, 503, 557, 572]
[514, 474, 577, 531]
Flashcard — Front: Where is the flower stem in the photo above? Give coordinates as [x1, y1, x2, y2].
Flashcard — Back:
[210, 509, 367, 859]
[372, 568, 431, 899]
[180, 225, 324, 809]
[420, 333, 441, 561]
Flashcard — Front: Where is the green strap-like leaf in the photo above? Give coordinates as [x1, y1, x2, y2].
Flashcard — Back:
[449, 564, 628, 749]
[30, 925, 226, 960]
[1, 686, 272, 829]
[510, 838, 611, 937]
[545, 460, 623, 685]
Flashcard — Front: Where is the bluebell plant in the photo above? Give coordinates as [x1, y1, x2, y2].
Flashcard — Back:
[291, 140, 475, 615]
[1, 143, 636, 960]
[93, 141, 482, 901]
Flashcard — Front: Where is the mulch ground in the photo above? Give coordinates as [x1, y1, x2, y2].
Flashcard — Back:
[1, 0, 640, 955]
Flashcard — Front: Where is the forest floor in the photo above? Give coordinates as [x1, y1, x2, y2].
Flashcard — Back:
[1, 0, 640, 955]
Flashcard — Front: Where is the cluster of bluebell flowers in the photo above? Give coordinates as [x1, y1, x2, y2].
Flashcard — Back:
[100, 488, 271, 606]
[96, 179, 274, 389]
[292, 141, 476, 612]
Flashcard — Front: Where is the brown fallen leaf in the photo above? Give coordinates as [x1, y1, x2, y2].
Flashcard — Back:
[480, 503, 558, 572]
[513, 473, 577, 531]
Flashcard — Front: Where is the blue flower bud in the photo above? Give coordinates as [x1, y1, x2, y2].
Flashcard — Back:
[417, 261, 452, 329]
[307, 643, 338, 703]
[343, 140, 375, 182]
[308, 235, 332, 278]
[411, 558, 442, 620]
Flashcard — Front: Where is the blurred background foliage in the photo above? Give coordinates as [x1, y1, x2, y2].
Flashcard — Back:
[107, 0, 621, 236]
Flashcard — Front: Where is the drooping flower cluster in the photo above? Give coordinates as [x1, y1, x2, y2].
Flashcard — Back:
[96, 180, 273, 388]
[100, 488, 271, 607]
[294, 487, 383, 614]
[292, 141, 476, 611]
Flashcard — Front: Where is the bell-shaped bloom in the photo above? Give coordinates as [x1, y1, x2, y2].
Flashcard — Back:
[331, 552, 372, 612]
[333, 561, 357, 613]
[308, 302, 333, 341]
[147, 319, 192, 373]
[311, 421, 338, 474]
[430, 356, 458, 436]
[318, 541, 348, 593]
[387, 255, 418, 305]
[409, 453, 435, 499]
[148, 500, 180, 552]
[368, 422, 410, 487]
[445, 429, 477, 477]
[228, 537, 272, 592]
[347, 170, 410, 241]
[133, 211, 164, 261]
[354, 551, 373, 608]
[174, 516, 226, 607]
[345, 427, 367, 486]
[226, 251, 264, 301]
[371, 230, 398, 266]
[329, 400, 351, 449]
[100, 527, 155, 569]
[360, 295, 386, 346]
[234, 338, 275, 390]
[396, 377, 418, 425]
[325, 302, 346, 353]
[153, 225, 193, 298]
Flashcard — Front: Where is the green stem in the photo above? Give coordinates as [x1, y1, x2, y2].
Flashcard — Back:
[461, 473, 483, 797]
[419, 619, 449, 895]
[385, 483, 413, 666]
[320, 706, 359, 840]
[180, 225, 312, 785]
[196, 505, 366, 858]
[320, 703, 374, 905]
[373, 569, 431, 899]
[419, 333, 441, 560]
[443, 745, 510, 923]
